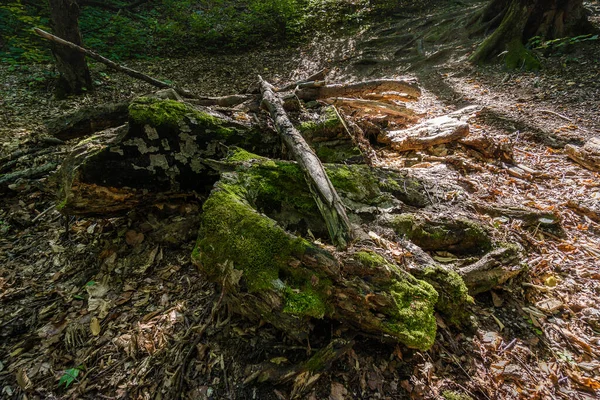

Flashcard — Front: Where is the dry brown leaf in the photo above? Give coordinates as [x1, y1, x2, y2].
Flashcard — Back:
[125, 230, 144, 246]
[568, 370, 600, 390]
[90, 317, 101, 336]
[16, 368, 32, 390]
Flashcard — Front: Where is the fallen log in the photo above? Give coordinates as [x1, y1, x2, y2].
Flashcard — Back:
[566, 137, 600, 172]
[295, 79, 421, 102]
[259, 76, 353, 249]
[45, 102, 130, 140]
[322, 97, 420, 122]
[34, 28, 196, 98]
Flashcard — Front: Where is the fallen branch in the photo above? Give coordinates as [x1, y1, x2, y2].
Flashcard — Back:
[0, 162, 58, 191]
[188, 94, 253, 108]
[323, 97, 420, 122]
[33, 28, 195, 98]
[259, 76, 353, 248]
[295, 79, 421, 101]
[276, 68, 330, 92]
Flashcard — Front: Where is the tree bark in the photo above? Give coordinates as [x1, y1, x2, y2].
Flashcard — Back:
[34, 28, 196, 98]
[259, 76, 353, 249]
[48, 0, 92, 96]
[471, 0, 592, 65]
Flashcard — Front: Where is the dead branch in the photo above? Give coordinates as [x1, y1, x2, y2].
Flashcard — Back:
[322, 97, 420, 122]
[276, 68, 330, 92]
[259, 76, 353, 248]
[34, 28, 195, 98]
[295, 79, 421, 101]
[188, 94, 254, 108]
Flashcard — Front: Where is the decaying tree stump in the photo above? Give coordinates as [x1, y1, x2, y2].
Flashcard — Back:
[55, 85, 536, 352]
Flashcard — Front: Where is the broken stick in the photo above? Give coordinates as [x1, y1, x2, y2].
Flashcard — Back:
[34, 28, 195, 98]
[259, 76, 353, 248]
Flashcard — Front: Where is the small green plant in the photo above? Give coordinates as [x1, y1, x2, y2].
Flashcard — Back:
[58, 367, 81, 388]
[528, 34, 599, 54]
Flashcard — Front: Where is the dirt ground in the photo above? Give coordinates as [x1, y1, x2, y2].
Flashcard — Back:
[1, 1, 600, 399]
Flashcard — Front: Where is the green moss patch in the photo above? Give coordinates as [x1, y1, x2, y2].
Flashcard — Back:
[128, 97, 236, 136]
[391, 214, 491, 255]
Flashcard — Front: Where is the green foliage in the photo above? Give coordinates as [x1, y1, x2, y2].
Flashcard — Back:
[1, 0, 399, 63]
[58, 367, 81, 388]
[528, 34, 599, 55]
[0, 1, 51, 64]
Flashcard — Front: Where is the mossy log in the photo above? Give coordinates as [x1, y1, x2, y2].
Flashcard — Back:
[57, 97, 367, 215]
[57, 97, 278, 215]
[56, 96, 531, 351]
[191, 156, 465, 350]
[385, 212, 492, 255]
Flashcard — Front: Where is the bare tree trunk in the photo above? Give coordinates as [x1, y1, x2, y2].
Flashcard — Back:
[471, 0, 592, 67]
[48, 0, 92, 97]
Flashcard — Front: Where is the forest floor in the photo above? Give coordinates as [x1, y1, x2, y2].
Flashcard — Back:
[1, 1, 600, 399]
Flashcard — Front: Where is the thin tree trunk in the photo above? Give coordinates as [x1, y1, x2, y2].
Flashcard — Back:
[34, 28, 195, 98]
[48, 0, 92, 96]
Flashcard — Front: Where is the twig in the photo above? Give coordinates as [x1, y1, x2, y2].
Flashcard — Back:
[537, 109, 572, 123]
[176, 283, 226, 399]
[32, 204, 56, 223]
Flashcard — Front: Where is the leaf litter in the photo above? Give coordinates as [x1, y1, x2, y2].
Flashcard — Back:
[1, 2, 600, 399]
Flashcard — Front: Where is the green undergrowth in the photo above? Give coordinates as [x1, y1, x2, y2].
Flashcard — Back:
[1, 0, 399, 64]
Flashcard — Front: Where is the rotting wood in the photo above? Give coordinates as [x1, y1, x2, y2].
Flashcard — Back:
[381, 106, 479, 152]
[295, 79, 421, 101]
[567, 198, 600, 223]
[322, 97, 420, 122]
[259, 75, 353, 248]
[382, 115, 469, 151]
[45, 102, 130, 140]
[34, 28, 196, 98]
[565, 137, 600, 172]
[459, 245, 522, 295]
[243, 338, 353, 386]
[473, 202, 561, 229]
[332, 106, 378, 166]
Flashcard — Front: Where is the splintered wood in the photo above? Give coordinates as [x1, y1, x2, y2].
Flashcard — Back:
[380, 106, 479, 152]
[566, 137, 600, 172]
